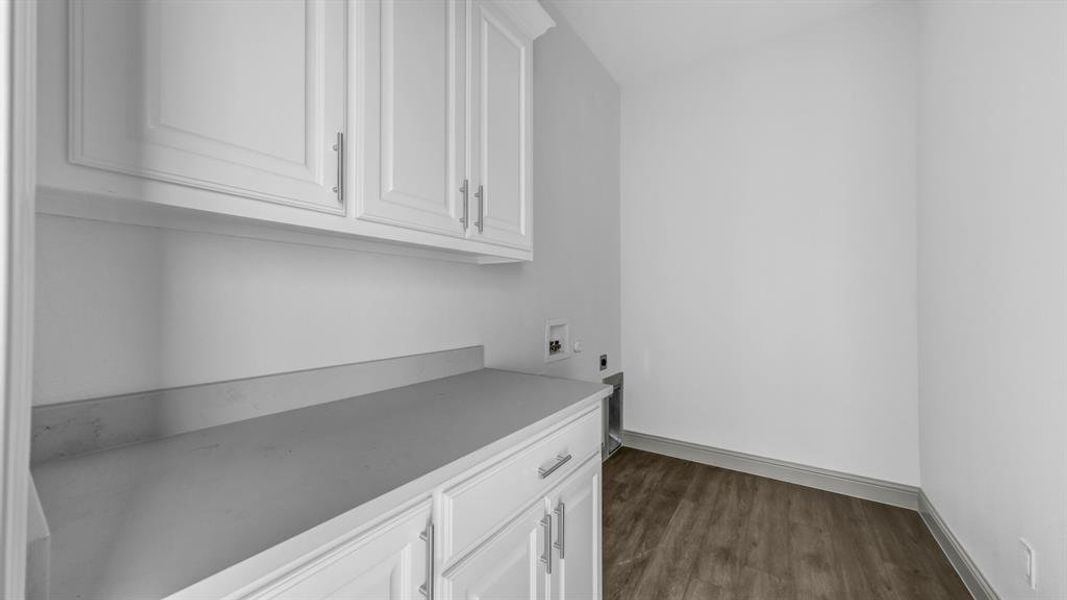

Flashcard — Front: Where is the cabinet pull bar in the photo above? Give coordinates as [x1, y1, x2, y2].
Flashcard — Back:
[554, 501, 566, 559]
[459, 179, 469, 228]
[540, 514, 553, 575]
[474, 184, 484, 233]
[331, 132, 344, 203]
[538, 453, 572, 479]
[418, 520, 434, 598]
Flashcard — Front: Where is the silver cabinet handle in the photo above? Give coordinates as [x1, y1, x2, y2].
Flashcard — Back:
[538, 454, 572, 479]
[474, 184, 484, 233]
[540, 514, 552, 575]
[553, 501, 565, 559]
[459, 179, 469, 229]
[418, 520, 434, 598]
[331, 132, 344, 203]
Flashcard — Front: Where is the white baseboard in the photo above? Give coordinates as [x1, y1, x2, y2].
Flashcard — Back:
[919, 491, 999, 600]
[623, 430, 919, 509]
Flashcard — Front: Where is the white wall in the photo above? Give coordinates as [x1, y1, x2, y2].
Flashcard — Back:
[621, 3, 920, 485]
[917, 1, 1067, 597]
[34, 7, 621, 405]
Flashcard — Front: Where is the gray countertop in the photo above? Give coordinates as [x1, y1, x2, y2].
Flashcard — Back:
[33, 369, 609, 600]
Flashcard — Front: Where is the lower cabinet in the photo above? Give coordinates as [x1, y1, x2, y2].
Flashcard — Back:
[441, 457, 601, 600]
[190, 403, 604, 600]
[441, 501, 548, 600]
[548, 460, 601, 600]
[250, 501, 432, 600]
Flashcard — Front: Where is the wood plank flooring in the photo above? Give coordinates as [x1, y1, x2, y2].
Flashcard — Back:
[603, 448, 970, 600]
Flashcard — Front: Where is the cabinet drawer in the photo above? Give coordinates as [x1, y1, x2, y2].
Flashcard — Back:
[441, 406, 601, 564]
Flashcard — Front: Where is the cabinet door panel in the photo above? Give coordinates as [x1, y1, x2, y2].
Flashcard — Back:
[470, 1, 532, 250]
[443, 502, 547, 600]
[71, 0, 345, 213]
[358, 0, 466, 236]
[551, 459, 601, 600]
[250, 502, 431, 600]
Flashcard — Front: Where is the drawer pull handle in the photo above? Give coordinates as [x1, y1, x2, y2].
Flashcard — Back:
[332, 132, 344, 203]
[418, 520, 434, 598]
[554, 500, 565, 559]
[538, 453, 572, 479]
[540, 514, 553, 575]
[459, 179, 470, 228]
[474, 184, 485, 233]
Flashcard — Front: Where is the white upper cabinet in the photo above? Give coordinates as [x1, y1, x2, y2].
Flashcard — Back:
[469, 0, 535, 250]
[358, 0, 550, 252]
[357, 0, 467, 237]
[38, 0, 554, 262]
[69, 0, 346, 214]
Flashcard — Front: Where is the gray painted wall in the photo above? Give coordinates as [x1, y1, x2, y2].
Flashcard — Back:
[34, 5, 621, 406]
[620, 4, 920, 486]
[917, 1, 1067, 597]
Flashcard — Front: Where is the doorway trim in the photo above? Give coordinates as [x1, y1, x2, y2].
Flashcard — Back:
[2, 0, 37, 595]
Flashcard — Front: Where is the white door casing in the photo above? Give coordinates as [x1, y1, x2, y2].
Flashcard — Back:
[1, 0, 35, 595]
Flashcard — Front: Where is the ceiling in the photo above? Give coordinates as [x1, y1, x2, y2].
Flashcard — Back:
[549, 0, 883, 86]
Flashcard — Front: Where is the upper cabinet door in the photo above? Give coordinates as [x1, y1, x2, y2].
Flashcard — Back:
[357, 0, 467, 237]
[70, 0, 347, 214]
[469, 0, 534, 251]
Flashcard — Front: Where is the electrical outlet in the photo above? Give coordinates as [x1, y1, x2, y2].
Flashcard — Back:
[599, 354, 608, 371]
[1020, 538, 1037, 590]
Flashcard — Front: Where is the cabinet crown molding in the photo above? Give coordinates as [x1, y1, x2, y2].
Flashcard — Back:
[494, 0, 556, 40]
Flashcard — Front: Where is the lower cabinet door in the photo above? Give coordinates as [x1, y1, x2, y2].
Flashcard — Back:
[550, 458, 602, 600]
[252, 501, 432, 600]
[442, 501, 549, 600]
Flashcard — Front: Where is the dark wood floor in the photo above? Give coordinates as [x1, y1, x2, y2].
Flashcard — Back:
[603, 448, 970, 600]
